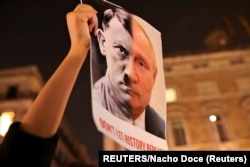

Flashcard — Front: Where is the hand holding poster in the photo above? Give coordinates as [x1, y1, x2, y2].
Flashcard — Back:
[90, 0, 168, 150]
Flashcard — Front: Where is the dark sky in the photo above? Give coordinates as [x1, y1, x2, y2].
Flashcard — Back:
[1, 0, 250, 162]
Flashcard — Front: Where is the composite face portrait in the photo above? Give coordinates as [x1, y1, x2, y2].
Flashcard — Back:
[90, 0, 167, 151]
[96, 8, 157, 119]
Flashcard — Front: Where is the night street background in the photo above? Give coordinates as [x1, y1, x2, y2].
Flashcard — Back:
[1, 0, 250, 161]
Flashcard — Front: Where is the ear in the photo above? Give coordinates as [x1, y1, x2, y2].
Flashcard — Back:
[97, 29, 106, 56]
[153, 68, 157, 85]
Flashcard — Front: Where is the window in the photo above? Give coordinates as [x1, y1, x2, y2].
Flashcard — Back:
[166, 88, 177, 103]
[239, 96, 250, 127]
[209, 114, 230, 142]
[193, 63, 208, 69]
[197, 81, 219, 97]
[6, 85, 18, 99]
[171, 119, 187, 146]
[0, 111, 15, 136]
[164, 66, 172, 72]
[230, 58, 244, 65]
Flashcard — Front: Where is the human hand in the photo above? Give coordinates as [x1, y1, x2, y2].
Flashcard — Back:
[66, 4, 98, 51]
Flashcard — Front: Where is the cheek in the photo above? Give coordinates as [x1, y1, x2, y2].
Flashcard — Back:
[107, 49, 124, 64]
[108, 62, 125, 79]
[136, 66, 155, 84]
[106, 53, 119, 70]
[139, 72, 155, 90]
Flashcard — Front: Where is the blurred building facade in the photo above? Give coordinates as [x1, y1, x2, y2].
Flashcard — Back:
[1, 45, 249, 155]
[165, 46, 250, 150]
[0, 65, 93, 166]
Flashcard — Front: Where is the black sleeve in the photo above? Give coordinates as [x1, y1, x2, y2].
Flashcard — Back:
[0, 122, 59, 167]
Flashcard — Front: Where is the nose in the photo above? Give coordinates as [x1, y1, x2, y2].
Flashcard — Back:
[123, 74, 129, 85]
[123, 58, 137, 85]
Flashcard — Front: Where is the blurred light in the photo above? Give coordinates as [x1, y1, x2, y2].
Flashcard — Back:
[0, 111, 15, 136]
[166, 88, 177, 103]
[209, 115, 217, 122]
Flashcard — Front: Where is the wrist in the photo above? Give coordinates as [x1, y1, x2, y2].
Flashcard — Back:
[68, 42, 89, 58]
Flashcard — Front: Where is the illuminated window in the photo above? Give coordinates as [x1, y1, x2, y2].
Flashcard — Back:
[171, 119, 186, 146]
[209, 114, 230, 142]
[0, 111, 15, 136]
[166, 88, 177, 103]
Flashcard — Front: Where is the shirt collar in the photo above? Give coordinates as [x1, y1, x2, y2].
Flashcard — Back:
[133, 110, 145, 130]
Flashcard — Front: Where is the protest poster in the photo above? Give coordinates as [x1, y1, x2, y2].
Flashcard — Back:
[90, 0, 168, 150]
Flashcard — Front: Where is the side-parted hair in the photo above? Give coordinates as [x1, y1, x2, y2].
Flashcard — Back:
[101, 8, 132, 35]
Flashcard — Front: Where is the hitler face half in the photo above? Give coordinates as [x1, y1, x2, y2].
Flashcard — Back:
[98, 12, 157, 119]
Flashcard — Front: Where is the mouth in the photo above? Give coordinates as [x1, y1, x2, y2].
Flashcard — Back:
[119, 81, 139, 97]
[126, 88, 139, 97]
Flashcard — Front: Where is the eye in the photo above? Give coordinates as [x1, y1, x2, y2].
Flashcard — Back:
[137, 59, 145, 67]
[138, 60, 145, 67]
[114, 45, 129, 59]
[136, 58, 150, 70]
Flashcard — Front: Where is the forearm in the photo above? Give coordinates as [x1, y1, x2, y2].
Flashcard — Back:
[21, 49, 88, 138]
[19, 3, 97, 139]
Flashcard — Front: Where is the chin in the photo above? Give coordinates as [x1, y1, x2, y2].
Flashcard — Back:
[130, 103, 145, 111]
